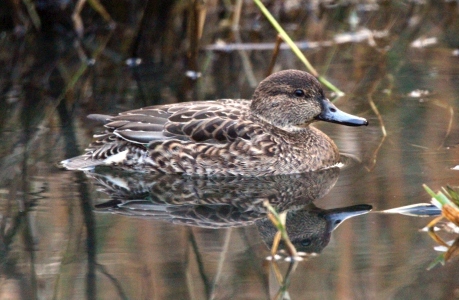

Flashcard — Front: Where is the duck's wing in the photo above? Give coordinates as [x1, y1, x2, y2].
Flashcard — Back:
[91, 99, 253, 145]
[60, 100, 257, 171]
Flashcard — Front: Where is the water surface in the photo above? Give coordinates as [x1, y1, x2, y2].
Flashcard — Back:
[1, 1, 459, 299]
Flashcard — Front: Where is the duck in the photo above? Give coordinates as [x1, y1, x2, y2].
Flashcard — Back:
[61, 69, 368, 176]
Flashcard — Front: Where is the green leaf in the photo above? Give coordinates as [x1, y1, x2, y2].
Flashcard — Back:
[423, 184, 438, 199]
[426, 253, 445, 270]
[423, 184, 455, 207]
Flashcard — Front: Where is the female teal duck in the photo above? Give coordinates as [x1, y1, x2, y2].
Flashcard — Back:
[61, 70, 368, 176]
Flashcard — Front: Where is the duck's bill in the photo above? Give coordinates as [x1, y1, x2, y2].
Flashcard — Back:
[325, 204, 373, 232]
[315, 99, 368, 126]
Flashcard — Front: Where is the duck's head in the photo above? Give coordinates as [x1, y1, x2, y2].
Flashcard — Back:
[250, 70, 368, 130]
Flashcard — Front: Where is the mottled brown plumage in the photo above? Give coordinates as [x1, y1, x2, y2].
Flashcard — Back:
[61, 70, 367, 176]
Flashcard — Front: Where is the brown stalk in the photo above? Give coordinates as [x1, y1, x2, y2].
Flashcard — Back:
[437, 105, 454, 150]
[442, 204, 459, 226]
[231, 0, 257, 87]
[444, 237, 459, 261]
[265, 35, 283, 77]
[426, 215, 449, 247]
[365, 96, 387, 171]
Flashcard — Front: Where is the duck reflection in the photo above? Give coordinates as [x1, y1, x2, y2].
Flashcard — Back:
[257, 203, 372, 253]
[86, 167, 371, 253]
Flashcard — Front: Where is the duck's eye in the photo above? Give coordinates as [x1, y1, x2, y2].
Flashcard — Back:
[300, 238, 312, 247]
[294, 89, 305, 97]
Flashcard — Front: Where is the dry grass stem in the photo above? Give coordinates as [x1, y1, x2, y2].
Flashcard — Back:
[232, 0, 257, 87]
[263, 201, 298, 258]
[266, 35, 283, 77]
[437, 105, 454, 150]
[253, 0, 344, 95]
[365, 96, 387, 171]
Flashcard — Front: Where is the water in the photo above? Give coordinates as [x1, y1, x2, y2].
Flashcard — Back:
[1, 1, 459, 299]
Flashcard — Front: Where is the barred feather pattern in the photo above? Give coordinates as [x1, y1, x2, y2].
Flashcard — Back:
[64, 99, 338, 175]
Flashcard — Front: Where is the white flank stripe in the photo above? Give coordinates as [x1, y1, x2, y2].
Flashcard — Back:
[104, 175, 130, 189]
[104, 150, 129, 164]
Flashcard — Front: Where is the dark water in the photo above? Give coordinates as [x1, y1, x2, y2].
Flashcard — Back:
[1, 1, 459, 299]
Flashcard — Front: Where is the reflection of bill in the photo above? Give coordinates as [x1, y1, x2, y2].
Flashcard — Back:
[86, 166, 371, 253]
[384, 186, 459, 269]
[258, 203, 371, 254]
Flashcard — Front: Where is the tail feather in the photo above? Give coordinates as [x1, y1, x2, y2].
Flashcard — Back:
[87, 114, 112, 124]
[60, 155, 104, 170]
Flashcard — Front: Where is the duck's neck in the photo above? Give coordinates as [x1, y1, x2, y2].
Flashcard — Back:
[250, 112, 312, 134]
